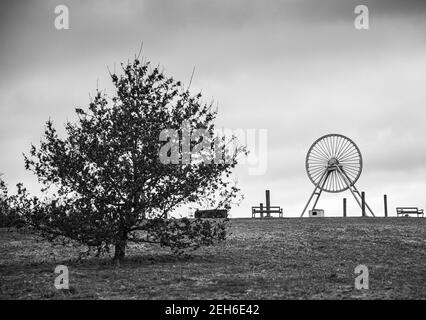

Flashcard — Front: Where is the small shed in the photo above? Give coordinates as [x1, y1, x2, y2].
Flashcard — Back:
[194, 209, 228, 218]
[309, 209, 324, 217]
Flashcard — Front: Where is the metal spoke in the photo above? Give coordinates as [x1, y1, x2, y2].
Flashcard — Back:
[333, 136, 340, 157]
[336, 138, 349, 159]
[336, 136, 346, 158]
[338, 142, 354, 160]
[312, 144, 329, 159]
[312, 145, 329, 161]
[309, 153, 328, 162]
[325, 137, 334, 158]
[318, 139, 331, 159]
[311, 169, 326, 182]
[339, 152, 360, 162]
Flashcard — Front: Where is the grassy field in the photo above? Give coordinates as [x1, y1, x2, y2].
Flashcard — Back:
[0, 217, 425, 299]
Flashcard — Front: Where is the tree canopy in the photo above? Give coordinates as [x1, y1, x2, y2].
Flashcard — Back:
[20, 58, 245, 261]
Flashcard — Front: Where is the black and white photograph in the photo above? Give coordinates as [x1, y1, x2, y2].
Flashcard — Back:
[0, 0, 425, 309]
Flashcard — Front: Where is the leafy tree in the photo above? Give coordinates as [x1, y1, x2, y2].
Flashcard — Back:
[22, 57, 245, 261]
[0, 176, 9, 227]
[0, 176, 24, 228]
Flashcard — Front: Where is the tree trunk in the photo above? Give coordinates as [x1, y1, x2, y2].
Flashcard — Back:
[114, 220, 128, 263]
[114, 239, 127, 262]
[114, 224, 127, 263]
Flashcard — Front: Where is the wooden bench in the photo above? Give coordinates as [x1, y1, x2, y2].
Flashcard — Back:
[252, 205, 283, 218]
[251, 190, 284, 218]
[396, 207, 424, 217]
[194, 209, 228, 218]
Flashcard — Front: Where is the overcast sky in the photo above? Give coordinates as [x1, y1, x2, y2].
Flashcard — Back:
[1, 0, 426, 217]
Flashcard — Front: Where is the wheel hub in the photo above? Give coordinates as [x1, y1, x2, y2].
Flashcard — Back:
[327, 157, 339, 171]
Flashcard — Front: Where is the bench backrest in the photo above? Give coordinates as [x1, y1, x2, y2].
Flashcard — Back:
[396, 207, 421, 214]
[252, 206, 282, 212]
[397, 207, 418, 211]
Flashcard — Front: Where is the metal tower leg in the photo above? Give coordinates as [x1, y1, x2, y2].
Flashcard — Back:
[351, 185, 376, 217]
[337, 167, 376, 217]
[300, 170, 329, 217]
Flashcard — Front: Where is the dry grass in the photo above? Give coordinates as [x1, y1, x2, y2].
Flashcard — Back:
[0, 217, 425, 299]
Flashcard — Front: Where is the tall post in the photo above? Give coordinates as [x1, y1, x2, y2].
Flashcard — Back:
[384, 194, 388, 217]
[260, 203, 264, 219]
[265, 190, 271, 218]
[361, 192, 366, 217]
[343, 198, 347, 217]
